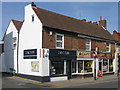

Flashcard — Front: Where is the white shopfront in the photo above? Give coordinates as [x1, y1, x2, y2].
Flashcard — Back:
[72, 51, 115, 78]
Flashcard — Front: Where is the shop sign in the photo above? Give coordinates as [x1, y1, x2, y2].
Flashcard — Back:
[77, 51, 91, 58]
[91, 52, 115, 59]
[31, 61, 39, 72]
[24, 49, 37, 59]
[49, 49, 76, 60]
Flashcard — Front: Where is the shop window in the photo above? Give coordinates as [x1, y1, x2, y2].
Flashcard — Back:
[85, 39, 91, 51]
[84, 60, 93, 73]
[56, 33, 64, 49]
[103, 59, 108, 72]
[72, 61, 76, 73]
[78, 61, 83, 73]
[106, 43, 110, 52]
[50, 61, 64, 75]
[109, 59, 113, 72]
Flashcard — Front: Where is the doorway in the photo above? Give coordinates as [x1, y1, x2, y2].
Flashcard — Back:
[99, 62, 102, 71]
[66, 61, 72, 80]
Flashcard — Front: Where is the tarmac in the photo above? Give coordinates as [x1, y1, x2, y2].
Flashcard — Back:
[4, 73, 120, 88]
[44, 74, 119, 88]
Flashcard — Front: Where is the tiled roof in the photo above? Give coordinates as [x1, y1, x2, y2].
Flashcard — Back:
[33, 7, 116, 42]
[11, 19, 23, 31]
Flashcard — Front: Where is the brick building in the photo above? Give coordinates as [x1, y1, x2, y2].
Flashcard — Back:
[3, 2, 117, 82]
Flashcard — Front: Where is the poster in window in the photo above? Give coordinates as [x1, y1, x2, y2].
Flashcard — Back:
[31, 61, 39, 72]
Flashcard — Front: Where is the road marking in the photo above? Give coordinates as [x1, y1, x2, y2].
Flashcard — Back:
[7, 76, 57, 88]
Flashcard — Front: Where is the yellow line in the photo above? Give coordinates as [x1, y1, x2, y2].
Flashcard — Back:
[8, 76, 58, 88]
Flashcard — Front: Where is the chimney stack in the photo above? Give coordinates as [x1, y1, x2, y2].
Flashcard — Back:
[87, 21, 92, 23]
[99, 16, 107, 29]
[31, 2, 36, 7]
[81, 19, 86, 22]
[93, 22, 98, 25]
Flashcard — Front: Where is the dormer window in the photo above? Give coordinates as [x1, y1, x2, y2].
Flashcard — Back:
[32, 15, 34, 22]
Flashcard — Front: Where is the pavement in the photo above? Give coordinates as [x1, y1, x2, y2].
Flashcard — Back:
[44, 74, 119, 88]
[2, 73, 120, 88]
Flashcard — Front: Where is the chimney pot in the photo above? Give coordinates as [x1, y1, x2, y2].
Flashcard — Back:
[100, 16, 102, 20]
[31, 2, 36, 7]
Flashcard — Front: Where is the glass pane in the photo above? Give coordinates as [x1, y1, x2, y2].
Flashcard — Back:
[72, 61, 76, 73]
[86, 40, 90, 44]
[50, 61, 64, 75]
[56, 42, 62, 47]
[84, 60, 93, 73]
[86, 45, 90, 51]
[103, 59, 108, 72]
[106, 43, 109, 46]
[78, 61, 83, 73]
[109, 59, 113, 72]
[57, 35, 62, 41]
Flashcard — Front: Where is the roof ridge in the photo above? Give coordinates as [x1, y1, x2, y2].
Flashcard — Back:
[11, 19, 23, 23]
[33, 7, 85, 22]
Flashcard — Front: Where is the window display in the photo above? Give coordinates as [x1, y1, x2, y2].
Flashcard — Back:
[84, 60, 93, 73]
[72, 60, 93, 74]
[50, 61, 64, 75]
[103, 59, 108, 72]
[109, 59, 113, 72]
[72, 61, 76, 73]
[78, 61, 83, 73]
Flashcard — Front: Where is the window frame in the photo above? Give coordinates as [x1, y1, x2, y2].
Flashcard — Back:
[106, 42, 110, 52]
[85, 39, 91, 51]
[55, 33, 64, 49]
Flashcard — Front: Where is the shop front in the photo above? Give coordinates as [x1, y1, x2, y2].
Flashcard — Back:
[95, 53, 115, 75]
[49, 49, 76, 82]
[73, 51, 115, 78]
[72, 51, 94, 78]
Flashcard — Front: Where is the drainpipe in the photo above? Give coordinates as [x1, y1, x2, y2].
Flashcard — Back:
[17, 31, 20, 74]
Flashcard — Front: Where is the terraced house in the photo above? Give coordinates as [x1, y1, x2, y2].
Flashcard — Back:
[3, 2, 117, 82]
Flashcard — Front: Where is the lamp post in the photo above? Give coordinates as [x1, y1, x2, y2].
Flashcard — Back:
[117, 52, 119, 77]
[93, 51, 97, 80]
[94, 57, 96, 80]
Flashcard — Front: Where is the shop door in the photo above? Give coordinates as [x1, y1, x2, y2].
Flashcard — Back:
[99, 62, 102, 71]
[66, 61, 72, 79]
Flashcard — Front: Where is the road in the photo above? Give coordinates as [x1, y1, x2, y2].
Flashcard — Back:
[2, 74, 51, 88]
[66, 79, 119, 88]
[2, 73, 120, 89]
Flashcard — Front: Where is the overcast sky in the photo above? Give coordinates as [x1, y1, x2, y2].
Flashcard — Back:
[1, 2, 119, 40]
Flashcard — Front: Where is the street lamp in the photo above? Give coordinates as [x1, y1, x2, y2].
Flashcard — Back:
[117, 52, 119, 77]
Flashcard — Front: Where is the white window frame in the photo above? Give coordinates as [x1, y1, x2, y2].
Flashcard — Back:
[55, 33, 64, 49]
[85, 39, 91, 51]
[106, 43, 110, 52]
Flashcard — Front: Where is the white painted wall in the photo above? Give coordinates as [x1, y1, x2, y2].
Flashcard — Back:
[4, 21, 18, 73]
[19, 4, 49, 76]
[0, 53, 6, 72]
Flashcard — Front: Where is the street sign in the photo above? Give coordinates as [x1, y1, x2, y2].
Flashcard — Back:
[92, 51, 97, 57]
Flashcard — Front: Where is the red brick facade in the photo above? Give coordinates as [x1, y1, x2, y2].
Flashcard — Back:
[42, 30, 115, 53]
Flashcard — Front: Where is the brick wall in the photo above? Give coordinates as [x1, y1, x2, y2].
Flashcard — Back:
[91, 40, 106, 52]
[42, 29, 115, 53]
[42, 30, 85, 50]
[111, 43, 115, 53]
